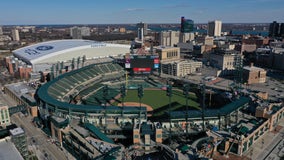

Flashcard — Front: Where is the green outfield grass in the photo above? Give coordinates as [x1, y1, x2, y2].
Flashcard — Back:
[116, 88, 200, 116]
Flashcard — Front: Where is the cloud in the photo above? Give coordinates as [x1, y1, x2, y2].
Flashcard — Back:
[125, 8, 146, 12]
[163, 3, 190, 9]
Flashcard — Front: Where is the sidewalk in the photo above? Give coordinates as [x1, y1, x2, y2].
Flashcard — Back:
[243, 118, 284, 160]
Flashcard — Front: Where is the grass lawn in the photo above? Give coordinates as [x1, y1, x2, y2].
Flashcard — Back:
[115, 88, 200, 116]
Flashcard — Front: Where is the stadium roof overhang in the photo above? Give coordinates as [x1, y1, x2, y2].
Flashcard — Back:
[13, 39, 130, 64]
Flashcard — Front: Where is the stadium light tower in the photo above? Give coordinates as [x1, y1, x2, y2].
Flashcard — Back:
[103, 85, 109, 133]
[200, 83, 206, 131]
[138, 85, 144, 124]
[120, 84, 126, 118]
[103, 85, 109, 106]
[166, 83, 172, 143]
[183, 84, 189, 138]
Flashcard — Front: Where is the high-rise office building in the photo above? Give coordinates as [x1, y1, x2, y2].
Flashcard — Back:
[180, 17, 194, 33]
[159, 31, 180, 47]
[12, 29, 20, 41]
[279, 23, 284, 37]
[70, 26, 82, 39]
[0, 26, 3, 35]
[269, 21, 280, 37]
[137, 27, 144, 42]
[70, 26, 90, 39]
[208, 20, 222, 37]
[80, 27, 91, 36]
[137, 22, 148, 36]
[179, 32, 195, 43]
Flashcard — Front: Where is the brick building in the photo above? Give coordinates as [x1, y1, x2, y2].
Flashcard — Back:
[243, 64, 266, 84]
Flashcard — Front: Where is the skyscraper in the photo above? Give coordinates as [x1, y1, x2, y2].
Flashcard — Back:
[269, 21, 280, 37]
[12, 28, 20, 41]
[180, 17, 194, 33]
[159, 31, 180, 47]
[70, 26, 82, 39]
[0, 26, 3, 35]
[280, 23, 284, 37]
[208, 20, 222, 37]
[137, 27, 144, 42]
[136, 22, 148, 36]
[80, 27, 91, 36]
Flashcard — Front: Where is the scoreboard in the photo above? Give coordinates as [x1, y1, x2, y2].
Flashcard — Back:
[125, 54, 160, 74]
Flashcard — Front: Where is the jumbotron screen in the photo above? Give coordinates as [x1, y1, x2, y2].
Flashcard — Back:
[125, 55, 160, 74]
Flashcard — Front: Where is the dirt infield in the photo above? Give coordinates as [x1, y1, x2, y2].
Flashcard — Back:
[117, 102, 153, 112]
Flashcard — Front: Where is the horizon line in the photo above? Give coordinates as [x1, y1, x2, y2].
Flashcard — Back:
[0, 22, 272, 26]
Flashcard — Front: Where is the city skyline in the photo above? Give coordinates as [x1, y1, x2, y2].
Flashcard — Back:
[0, 0, 284, 25]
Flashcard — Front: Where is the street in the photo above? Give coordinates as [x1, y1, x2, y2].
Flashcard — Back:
[11, 113, 69, 160]
[244, 118, 284, 160]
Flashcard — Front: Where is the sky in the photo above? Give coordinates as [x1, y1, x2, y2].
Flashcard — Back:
[1, 0, 284, 25]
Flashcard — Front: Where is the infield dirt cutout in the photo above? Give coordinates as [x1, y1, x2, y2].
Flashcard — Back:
[117, 102, 153, 112]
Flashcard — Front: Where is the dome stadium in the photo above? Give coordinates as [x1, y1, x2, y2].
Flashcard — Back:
[12, 39, 130, 71]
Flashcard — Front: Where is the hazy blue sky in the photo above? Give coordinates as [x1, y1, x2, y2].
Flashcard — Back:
[1, 0, 284, 25]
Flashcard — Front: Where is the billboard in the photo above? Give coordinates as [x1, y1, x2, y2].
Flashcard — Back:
[125, 55, 159, 74]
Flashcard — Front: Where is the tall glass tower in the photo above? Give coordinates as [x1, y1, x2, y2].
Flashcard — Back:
[180, 16, 194, 33]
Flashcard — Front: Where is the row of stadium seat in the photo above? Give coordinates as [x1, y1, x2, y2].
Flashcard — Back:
[48, 62, 124, 101]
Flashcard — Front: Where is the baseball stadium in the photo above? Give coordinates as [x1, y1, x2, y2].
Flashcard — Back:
[36, 57, 201, 128]
[6, 39, 257, 159]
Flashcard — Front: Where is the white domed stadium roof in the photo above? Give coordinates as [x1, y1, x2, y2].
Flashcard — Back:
[13, 39, 130, 65]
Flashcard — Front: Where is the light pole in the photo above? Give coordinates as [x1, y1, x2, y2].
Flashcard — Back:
[166, 83, 172, 143]
[120, 84, 126, 123]
[200, 83, 206, 131]
[120, 84, 126, 106]
[103, 85, 109, 133]
[138, 85, 144, 125]
[183, 84, 189, 138]
[103, 85, 109, 106]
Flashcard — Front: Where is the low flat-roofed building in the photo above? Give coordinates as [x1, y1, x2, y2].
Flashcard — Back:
[242, 35, 269, 48]
[243, 63, 266, 84]
[255, 102, 284, 130]
[155, 46, 180, 61]
[241, 44, 257, 53]
[209, 49, 242, 75]
[215, 101, 284, 156]
[10, 127, 28, 159]
[218, 117, 270, 155]
[161, 60, 202, 77]
[4, 82, 36, 107]
[0, 138, 24, 160]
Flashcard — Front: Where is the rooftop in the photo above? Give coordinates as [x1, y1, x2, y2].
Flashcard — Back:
[243, 65, 265, 71]
[9, 127, 24, 136]
[0, 139, 24, 160]
[231, 118, 266, 136]
[12, 39, 130, 64]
